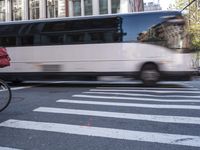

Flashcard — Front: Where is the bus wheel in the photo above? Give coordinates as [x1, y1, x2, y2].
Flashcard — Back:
[140, 63, 160, 86]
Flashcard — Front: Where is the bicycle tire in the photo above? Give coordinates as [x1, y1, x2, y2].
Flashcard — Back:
[0, 79, 11, 112]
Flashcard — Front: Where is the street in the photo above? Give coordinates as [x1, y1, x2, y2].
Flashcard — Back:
[0, 80, 200, 150]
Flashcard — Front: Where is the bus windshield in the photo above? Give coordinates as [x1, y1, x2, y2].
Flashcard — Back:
[137, 15, 192, 53]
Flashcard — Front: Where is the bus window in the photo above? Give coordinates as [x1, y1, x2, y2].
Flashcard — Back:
[41, 34, 64, 45]
[0, 24, 21, 36]
[72, 20, 89, 31]
[43, 21, 67, 32]
[19, 23, 44, 35]
[136, 15, 191, 52]
[87, 30, 122, 44]
[21, 36, 34, 46]
[17, 23, 43, 46]
[0, 36, 16, 47]
[91, 18, 119, 29]
[83, 33, 91, 43]
[68, 33, 85, 44]
[89, 32, 104, 43]
[113, 32, 123, 42]
[104, 32, 114, 43]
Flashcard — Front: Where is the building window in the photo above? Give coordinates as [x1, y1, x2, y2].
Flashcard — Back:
[99, 0, 108, 14]
[47, 0, 58, 18]
[0, 0, 5, 21]
[73, 0, 81, 16]
[111, 0, 120, 13]
[84, 0, 92, 15]
[29, 0, 40, 19]
[128, 0, 134, 12]
[12, 0, 22, 21]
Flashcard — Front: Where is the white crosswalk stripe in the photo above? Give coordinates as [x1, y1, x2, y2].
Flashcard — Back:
[73, 94, 200, 102]
[0, 146, 22, 150]
[1, 119, 200, 148]
[57, 99, 200, 110]
[83, 91, 200, 99]
[90, 89, 200, 94]
[95, 86, 199, 91]
[34, 107, 200, 125]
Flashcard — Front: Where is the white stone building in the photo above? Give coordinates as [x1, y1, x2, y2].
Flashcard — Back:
[144, 1, 161, 11]
[0, 0, 144, 22]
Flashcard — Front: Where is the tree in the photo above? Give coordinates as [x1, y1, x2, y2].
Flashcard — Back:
[171, 0, 200, 49]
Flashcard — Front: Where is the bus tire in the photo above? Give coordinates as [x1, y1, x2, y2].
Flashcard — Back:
[140, 63, 160, 86]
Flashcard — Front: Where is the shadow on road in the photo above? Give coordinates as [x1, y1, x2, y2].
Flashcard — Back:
[7, 81, 188, 89]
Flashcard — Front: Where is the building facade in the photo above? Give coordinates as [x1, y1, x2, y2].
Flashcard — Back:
[0, 0, 144, 22]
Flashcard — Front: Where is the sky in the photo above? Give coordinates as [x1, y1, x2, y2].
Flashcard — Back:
[144, 0, 175, 10]
[159, 0, 175, 10]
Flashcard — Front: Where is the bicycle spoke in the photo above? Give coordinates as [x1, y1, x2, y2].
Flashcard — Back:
[0, 79, 11, 112]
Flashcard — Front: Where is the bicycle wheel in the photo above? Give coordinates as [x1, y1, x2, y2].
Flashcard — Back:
[0, 79, 11, 112]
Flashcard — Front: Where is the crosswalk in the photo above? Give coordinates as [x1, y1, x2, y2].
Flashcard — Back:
[0, 147, 21, 150]
[1, 84, 200, 149]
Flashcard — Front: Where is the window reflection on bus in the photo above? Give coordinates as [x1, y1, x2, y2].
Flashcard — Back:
[137, 16, 192, 53]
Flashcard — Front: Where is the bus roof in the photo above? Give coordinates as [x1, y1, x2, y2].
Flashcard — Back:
[0, 10, 181, 25]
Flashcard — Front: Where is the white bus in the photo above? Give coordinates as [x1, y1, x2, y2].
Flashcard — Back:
[0, 11, 196, 85]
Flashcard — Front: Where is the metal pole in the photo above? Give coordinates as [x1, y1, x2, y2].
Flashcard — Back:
[181, 0, 197, 12]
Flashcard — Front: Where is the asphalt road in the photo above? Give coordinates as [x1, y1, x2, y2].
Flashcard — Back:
[0, 80, 200, 150]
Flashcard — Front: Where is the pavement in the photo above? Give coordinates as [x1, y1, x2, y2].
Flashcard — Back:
[0, 80, 200, 150]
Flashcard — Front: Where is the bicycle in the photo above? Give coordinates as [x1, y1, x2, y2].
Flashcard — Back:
[0, 79, 12, 112]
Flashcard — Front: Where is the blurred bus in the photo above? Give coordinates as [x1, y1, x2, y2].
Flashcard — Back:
[0, 11, 196, 85]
